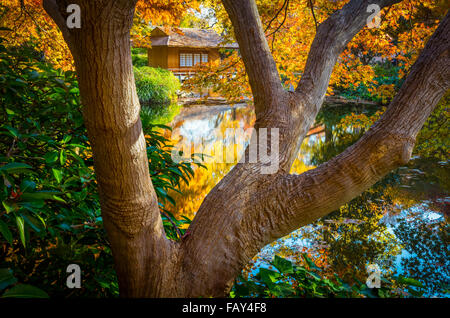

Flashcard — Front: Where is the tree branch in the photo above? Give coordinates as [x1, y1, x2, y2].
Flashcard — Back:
[259, 10, 450, 244]
[268, 0, 290, 52]
[42, 0, 74, 50]
[296, 0, 402, 109]
[180, 9, 448, 297]
[308, 0, 318, 30]
[222, 0, 284, 114]
[264, 0, 288, 33]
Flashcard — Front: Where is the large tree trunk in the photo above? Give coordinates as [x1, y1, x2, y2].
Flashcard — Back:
[43, 0, 178, 297]
[43, 0, 450, 297]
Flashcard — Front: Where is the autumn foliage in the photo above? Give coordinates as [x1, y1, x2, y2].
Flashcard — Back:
[1, 0, 447, 103]
[0, 0, 199, 70]
[185, 0, 448, 103]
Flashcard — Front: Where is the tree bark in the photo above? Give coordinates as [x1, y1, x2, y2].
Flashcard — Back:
[43, 0, 179, 297]
[44, 0, 450, 297]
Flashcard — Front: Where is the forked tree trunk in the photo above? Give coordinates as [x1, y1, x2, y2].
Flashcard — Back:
[43, 0, 450, 297]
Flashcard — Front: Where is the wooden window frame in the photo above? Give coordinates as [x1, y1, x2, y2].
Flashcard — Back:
[179, 50, 209, 68]
[179, 52, 193, 68]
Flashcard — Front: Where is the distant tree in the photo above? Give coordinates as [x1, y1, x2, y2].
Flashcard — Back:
[186, 0, 448, 103]
[0, 0, 199, 69]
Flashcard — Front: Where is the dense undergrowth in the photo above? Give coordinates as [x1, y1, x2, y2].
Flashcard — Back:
[132, 47, 182, 125]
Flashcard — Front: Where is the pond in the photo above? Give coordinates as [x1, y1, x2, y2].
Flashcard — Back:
[165, 102, 449, 297]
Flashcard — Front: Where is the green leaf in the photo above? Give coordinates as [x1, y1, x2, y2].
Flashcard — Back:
[2, 125, 19, 138]
[59, 150, 67, 166]
[69, 87, 79, 94]
[407, 287, 424, 297]
[2, 201, 15, 214]
[0, 219, 13, 245]
[20, 180, 36, 193]
[272, 255, 294, 274]
[396, 276, 424, 288]
[2, 284, 49, 298]
[20, 191, 64, 203]
[0, 268, 17, 291]
[50, 195, 66, 203]
[258, 268, 281, 285]
[52, 168, 63, 183]
[0, 163, 32, 174]
[15, 216, 26, 248]
[62, 135, 72, 143]
[44, 152, 59, 164]
[302, 253, 317, 269]
[307, 271, 321, 281]
[270, 282, 295, 297]
[20, 212, 45, 233]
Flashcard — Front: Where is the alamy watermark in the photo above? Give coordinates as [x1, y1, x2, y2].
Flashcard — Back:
[366, 263, 381, 288]
[66, 4, 81, 29]
[367, 4, 381, 29]
[66, 264, 81, 288]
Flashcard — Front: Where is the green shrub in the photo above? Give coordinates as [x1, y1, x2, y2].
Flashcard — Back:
[134, 66, 182, 125]
[232, 255, 426, 298]
[131, 47, 148, 68]
[134, 66, 181, 107]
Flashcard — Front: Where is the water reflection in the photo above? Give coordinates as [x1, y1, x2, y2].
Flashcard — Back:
[166, 104, 449, 296]
[165, 104, 256, 218]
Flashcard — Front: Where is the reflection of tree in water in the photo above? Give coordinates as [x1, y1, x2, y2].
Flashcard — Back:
[168, 101, 449, 293]
[301, 181, 401, 284]
[167, 106, 255, 220]
[394, 215, 449, 295]
[301, 102, 449, 292]
[301, 105, 397, 282]
[397, 157, 449, 213]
